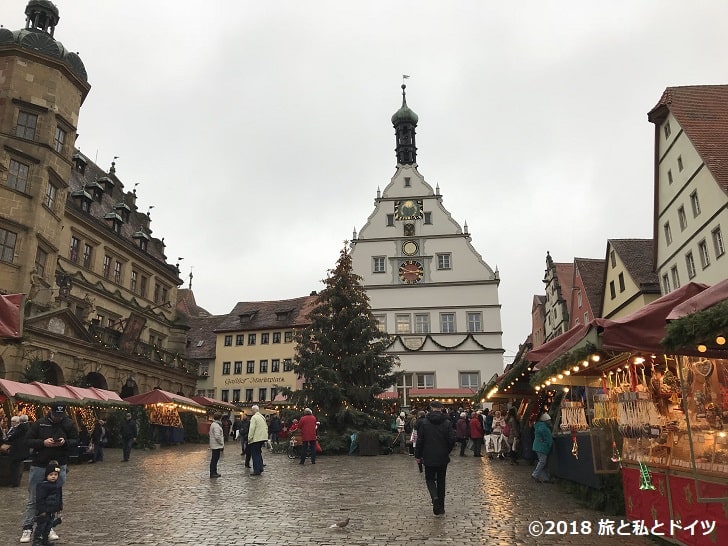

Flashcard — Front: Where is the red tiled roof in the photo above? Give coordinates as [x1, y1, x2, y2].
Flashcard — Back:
[574, 258, 605, 318]
[648, 85, 728, 194]
[215, 295, 319, 333]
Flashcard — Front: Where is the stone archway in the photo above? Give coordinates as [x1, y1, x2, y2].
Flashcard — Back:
[84, 372, 108, 390]
[119, 377, 138, 399]
[38, 360, 65, 385]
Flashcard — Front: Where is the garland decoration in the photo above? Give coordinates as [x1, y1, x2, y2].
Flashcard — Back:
[662, 301, 728, 351]
[530, 342, 598, 387]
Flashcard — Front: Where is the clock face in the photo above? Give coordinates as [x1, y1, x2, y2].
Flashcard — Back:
[394, 199, 423, 220]
[402, 240, 418, 256]
[399, 260, 424, 284]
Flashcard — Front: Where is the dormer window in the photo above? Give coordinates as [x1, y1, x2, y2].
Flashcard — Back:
[132, 229, 150, 251]
[72, 153, 87, 174]
[98, 176, 115, 195]
[275, 310, 292, 321]
[85, 180, 104, 202]
[71, 190, 92, 212]
[239, 311, 258, 323]
[104, 212, 123, 234]
[115, 202, 131, 222]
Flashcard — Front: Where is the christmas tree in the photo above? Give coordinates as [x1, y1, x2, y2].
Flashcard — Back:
[284, 243, 401, 432]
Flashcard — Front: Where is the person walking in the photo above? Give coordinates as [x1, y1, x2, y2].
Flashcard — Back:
[120, 412, 138, 462]
[491, 410, 506, 459]
[237, 413, 251, 465]
[532, 412, 554, 483]
[209, 413, 224, 478]
[90, 419, 108, 463]
[412, 410, 426, 472]
[468, 410, 484, 457]
[0, 415, 30, 487]
[268, 413, 282, 445]
[32, 461, 64, 546]
[247, 405, 268, 476]
[20, 401, 78, 544]
[395, 411, 407, 454]
[483, 408, 494, 459]
[455, 412, 469, 456]
[297, 408, 318, 465]
[505, 407, 521, 465]
[414, 401, 455, 516]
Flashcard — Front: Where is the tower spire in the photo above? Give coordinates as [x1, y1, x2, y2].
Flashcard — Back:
[391, 82, 419, 165]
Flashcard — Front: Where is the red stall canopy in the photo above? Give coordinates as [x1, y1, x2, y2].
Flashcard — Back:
[666, 277, 728, 320]
[124, 389, 204, 410]
[191, 396, 237, 412]
[0, 294, 24, 339]
[0, 378, 126, 407]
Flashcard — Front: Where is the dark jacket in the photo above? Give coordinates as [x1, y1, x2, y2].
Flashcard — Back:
[4, 421, 30, 461]
[455, 417, 469, 440]
[26, 413, 79, 467]
[483, 413, 493, 434]
[239, 420, 250, 441]
[414, 410, 455, 466]
[91, 423, 108, 445]
[269, 416, 282, 433]
[35, 480, 63, 515]
[121, 418, 138, 440]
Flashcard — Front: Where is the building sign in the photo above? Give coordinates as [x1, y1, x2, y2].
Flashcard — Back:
[402, 336, 424, 350]
[224, 376, 286, 386]
[119, 312, 146, 353]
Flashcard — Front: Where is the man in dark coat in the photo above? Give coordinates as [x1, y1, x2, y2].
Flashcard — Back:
[414, 401, 455, 516]
[1, 415, 30, 487]
[120, 412, 138, 462]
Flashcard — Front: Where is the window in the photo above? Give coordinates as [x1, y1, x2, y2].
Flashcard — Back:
[220, 390, 229, 402]
[667, 170, 673, 185]
[246, 361, 254, 374]
[678, 206, 687, 231]
[677, 156, 684, 171]
[618, 272, 625, 292]
[0, 228, 17, 263]
[270, 387, 278, 400]
[423, 211, 432, 225]
[440, 313, 455, 333]
[436, 253, 452, 270]
[272, 332, 281, 343]
[584, 312, 589, 324]
[414, 313, 430, 333]
[235, 334, 244, 346]
[374, 314, 386, 332]
[232, 389, 241, 403]
[284, 331, 293, 343]
[271, 359, 280, 372]
[395, 314, 411, 334]
[577, 291, 582, 308]
[113, 260, 122, 283]
[15, 111, 37, 139]
[34, 247, 47, 277]
[224, 335, 232, 346]
[664, 222, 672, 246]
[162, 286, 168, 304]
[664, 122, 671, 138]
[69, 236, 80, 263]
[234, 361, 242, 374]
[261, 333, 269, 344]
[417, 373, 434, 388]
[248, 333, 256, 345]
[460, 372, 479, 389]
[467, 312, 482, 332]
[386, 214, 394, 227]
[373, 256, 386, 273]
[712, 227, 725, 258]
[131, 271, 138, 293]
[671, 266, 680, 289]
[198, 364, 209, 377]
[698, 239, 710, 269]
[662, 273, 670, 294]
[283, 358, 293, 372]
[258, 388, 267, 402]
[222, 362, 231, 375]
[690, 191, 701, 217]
[245, 389, 253, 402]
[686, 252, 696, 279]
[609, 281, 616, 299]
[44, 183, 58, 210]
[82, 244, 93, 269]
[259, 360, 268, 373]
[139, 275, 148, 298]
[404, 177, 411, 187]
[7, 159, 30, 192]
[153, 282, 161, 303]
[609, 250, 616, 268]
[102, 255, 111, 278]
[53, 127, 66, 153]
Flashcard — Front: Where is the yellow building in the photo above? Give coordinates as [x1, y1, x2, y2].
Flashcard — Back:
[203, 296, 317, 406]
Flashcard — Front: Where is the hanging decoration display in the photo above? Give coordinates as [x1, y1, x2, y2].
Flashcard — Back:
[638, 460, 656, 490]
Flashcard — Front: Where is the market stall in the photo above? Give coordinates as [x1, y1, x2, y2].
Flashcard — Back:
[191, 396, 238, 436]
[124, 389, 205, 444]
[526, 282, 726, 545]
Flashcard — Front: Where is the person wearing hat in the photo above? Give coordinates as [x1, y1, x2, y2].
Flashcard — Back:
[531, 412, 554, 483]
[414, 401, 456, 516]
[20, 401, 78, 543]
[33, 461, 64, 546]
[120, 412, 138, 462]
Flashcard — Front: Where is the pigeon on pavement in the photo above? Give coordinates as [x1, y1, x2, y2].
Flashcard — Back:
[329, 517, 350, 529]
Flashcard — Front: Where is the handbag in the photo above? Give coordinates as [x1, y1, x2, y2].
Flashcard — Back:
[315, 440, 323, 454]
[502, 423, 511, 437]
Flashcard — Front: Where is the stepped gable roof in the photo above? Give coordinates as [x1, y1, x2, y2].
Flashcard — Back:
[554, 262, 575, 316]
[215, 295, 318, 333]
[609, 239, 659, 291]
[574, 258, 606, 316]
[648, 85, 728, 194]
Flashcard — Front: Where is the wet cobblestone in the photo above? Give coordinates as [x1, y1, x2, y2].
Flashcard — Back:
[0, 444, 659, 545]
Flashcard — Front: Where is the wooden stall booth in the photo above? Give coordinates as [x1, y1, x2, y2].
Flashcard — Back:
[191, 396, 239, 436]
[124, 389, 205, 445]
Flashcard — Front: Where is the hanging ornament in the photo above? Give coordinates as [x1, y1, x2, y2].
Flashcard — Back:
[610, 440, 622, 466]
[571, 429, 578, 459]
[638, 461, 656, 490]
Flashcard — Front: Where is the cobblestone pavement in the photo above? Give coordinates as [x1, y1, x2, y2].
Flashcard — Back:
[0, 443, 661, 545]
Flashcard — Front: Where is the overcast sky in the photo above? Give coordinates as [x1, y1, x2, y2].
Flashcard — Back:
[3, 1, 727, 363]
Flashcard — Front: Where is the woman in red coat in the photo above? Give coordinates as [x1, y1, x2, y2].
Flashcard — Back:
[297, 408, 318, 465]
[468, 412, 484, 457]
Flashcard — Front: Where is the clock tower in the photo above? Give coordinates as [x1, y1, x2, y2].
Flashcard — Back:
[350, 86, 504, 408]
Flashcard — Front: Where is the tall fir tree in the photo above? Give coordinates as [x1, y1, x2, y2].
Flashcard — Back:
[285, 243, 401, 432]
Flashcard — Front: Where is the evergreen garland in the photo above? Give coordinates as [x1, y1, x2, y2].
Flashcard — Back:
[662, 301, 728, 351]
[530, 343, 598, 386]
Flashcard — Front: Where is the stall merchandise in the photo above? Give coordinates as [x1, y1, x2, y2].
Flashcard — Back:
[124, 389, 205, 444]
